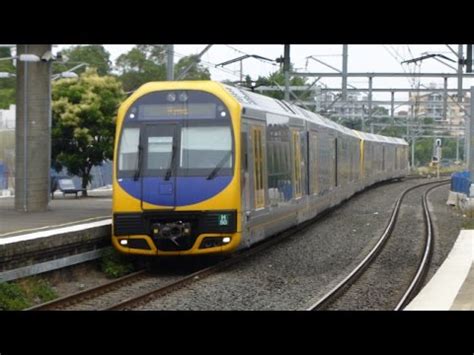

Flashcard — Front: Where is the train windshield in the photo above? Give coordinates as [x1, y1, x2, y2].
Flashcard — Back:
[117, 90, 234, 179]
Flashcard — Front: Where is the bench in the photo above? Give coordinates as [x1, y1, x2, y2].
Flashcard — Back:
[51, 177, 86, 199]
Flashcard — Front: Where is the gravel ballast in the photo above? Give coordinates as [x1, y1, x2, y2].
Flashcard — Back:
[135, 178, 445, 310]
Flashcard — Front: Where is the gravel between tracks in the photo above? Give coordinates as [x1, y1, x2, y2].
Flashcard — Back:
[134, 178, 439, 310]
[425, 184, 465, 283]
[326, 183, 464, 310]
[327, 183, 436, 310]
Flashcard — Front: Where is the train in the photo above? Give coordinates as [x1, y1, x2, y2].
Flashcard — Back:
[112, 81, 409, 256]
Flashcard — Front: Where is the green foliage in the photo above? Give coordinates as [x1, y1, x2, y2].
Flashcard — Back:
[51, 68, 125, 192]
[0, 282, 31, 310]
[462, 218, 474, 229]
[115, 45, 167, 92]
[0, 47, 16, 109]
[18, 277, 58, 303]
[0, 277, 58, 310]
[174, 55, 211, 80]
[55, 45, 112, 76]
[414, 136, 463, 166]
[255, 66, 308, 100]
[100, 248, 135, 278]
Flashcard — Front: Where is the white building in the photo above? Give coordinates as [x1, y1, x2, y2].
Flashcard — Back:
[0, 104, 15, 129]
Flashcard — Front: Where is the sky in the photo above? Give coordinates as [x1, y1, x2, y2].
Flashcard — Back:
[54, 44, 474, 111]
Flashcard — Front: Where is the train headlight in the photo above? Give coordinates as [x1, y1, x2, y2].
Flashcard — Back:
[199, 236, 232, 249]
[119, 239, 128, 246]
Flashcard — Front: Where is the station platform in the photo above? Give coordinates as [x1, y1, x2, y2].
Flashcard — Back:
[0, 188, 113, 281]
[406, 230, 474, 310]
[0, 188, 112, 237]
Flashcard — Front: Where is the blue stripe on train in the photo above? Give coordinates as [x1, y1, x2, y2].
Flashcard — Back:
[119, 176, 232, 206]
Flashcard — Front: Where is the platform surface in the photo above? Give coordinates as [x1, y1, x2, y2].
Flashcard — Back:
[406, 229, 474, 310]
[0, 188, 112, 238]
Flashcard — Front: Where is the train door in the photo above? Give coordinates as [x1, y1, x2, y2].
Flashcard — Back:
[309, 131, 319, 195]
[382, 145, 385, 171]
[292, 130, 302, 198]
[251, 125, 265, 209]
[241, 127, 251, 214]
[142, 123, 179, 210]
[334, 137, 338, 187]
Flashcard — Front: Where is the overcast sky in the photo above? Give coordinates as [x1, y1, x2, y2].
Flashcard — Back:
[55, 44, 474, 109]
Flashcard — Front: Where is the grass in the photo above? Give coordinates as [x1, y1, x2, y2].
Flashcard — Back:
[462, 217, 474, 229]
[100, 247, 135, 278]
[0, 277, 57, 311]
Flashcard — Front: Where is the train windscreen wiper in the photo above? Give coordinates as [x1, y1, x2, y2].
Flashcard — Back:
[207, 151, 232, 180]
[164, 143, 177, 181]
[133, 144, 143, 181]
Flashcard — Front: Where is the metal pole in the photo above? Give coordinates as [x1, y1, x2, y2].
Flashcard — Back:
[23, 45, 28, 212]
[284, 45, 290, 101]
[361, 105, 365, 132]
[456, 135, 460, 162]
[342, 45, 348, 101]
[240, 60, 243, 83]
[466, 90, 470, 166]
[368, 76, 373, 121]
[469, 86, 474, 176]
[443, 77, 448, 122]
[166, 45, 174, 81]
[390, 91, 395, 122]
[412, 136, 416, 169]
[458, 45, 464, 103]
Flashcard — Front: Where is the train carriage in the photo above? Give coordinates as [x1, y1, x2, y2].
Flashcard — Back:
[112, 81, 409, 256]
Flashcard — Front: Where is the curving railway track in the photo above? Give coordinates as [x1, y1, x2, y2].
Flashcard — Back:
[308, 179, 449, 311]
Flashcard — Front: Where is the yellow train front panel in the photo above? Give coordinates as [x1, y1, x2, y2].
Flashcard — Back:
[112, 81, 242, 256]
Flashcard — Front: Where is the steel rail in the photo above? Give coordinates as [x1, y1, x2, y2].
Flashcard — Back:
[28, 177, 430, 311]
[308, 179, 449, 311]
[26, 270, 148, 310]
[394, 181, 449, 310]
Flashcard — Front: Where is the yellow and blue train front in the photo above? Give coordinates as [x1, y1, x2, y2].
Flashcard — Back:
[112, 82, 241, 255]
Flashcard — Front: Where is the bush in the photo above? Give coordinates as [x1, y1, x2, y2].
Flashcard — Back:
[18, 278, 58, 303]
[0, 282, 31, 310]
[0, 278, 58, 310]
[100, 248, 134, 278]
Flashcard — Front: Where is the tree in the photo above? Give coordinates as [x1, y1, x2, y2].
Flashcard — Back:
[174, 55, 211, 80]
[55, 45, 112, 76]
[254, 66, 309, 100]
[0, 47, 16, 109]
[51, 68, 125, 195]
[115, 45, 167, 92]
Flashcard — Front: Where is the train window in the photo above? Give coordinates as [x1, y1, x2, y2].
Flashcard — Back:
[252, 127, 265, 209]
[292, 131, 302, 198]
[310, 132, 319, 195]
[147, 136, 173, 170]
[118, 128, 140, 171]
[267, 124, 292, 203]
[334, 138, 338, 187]
[180, 126, 232, 169]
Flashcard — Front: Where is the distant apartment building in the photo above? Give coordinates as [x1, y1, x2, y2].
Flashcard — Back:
[408, 84, 470, 126]
[0, 104, 15, 129]
[316, 90, 366, 118]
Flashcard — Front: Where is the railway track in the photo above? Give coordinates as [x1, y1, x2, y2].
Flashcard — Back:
[29, 197, 337, 310]
[29, 177, 441, 311]
[307, 179, 449, 311]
